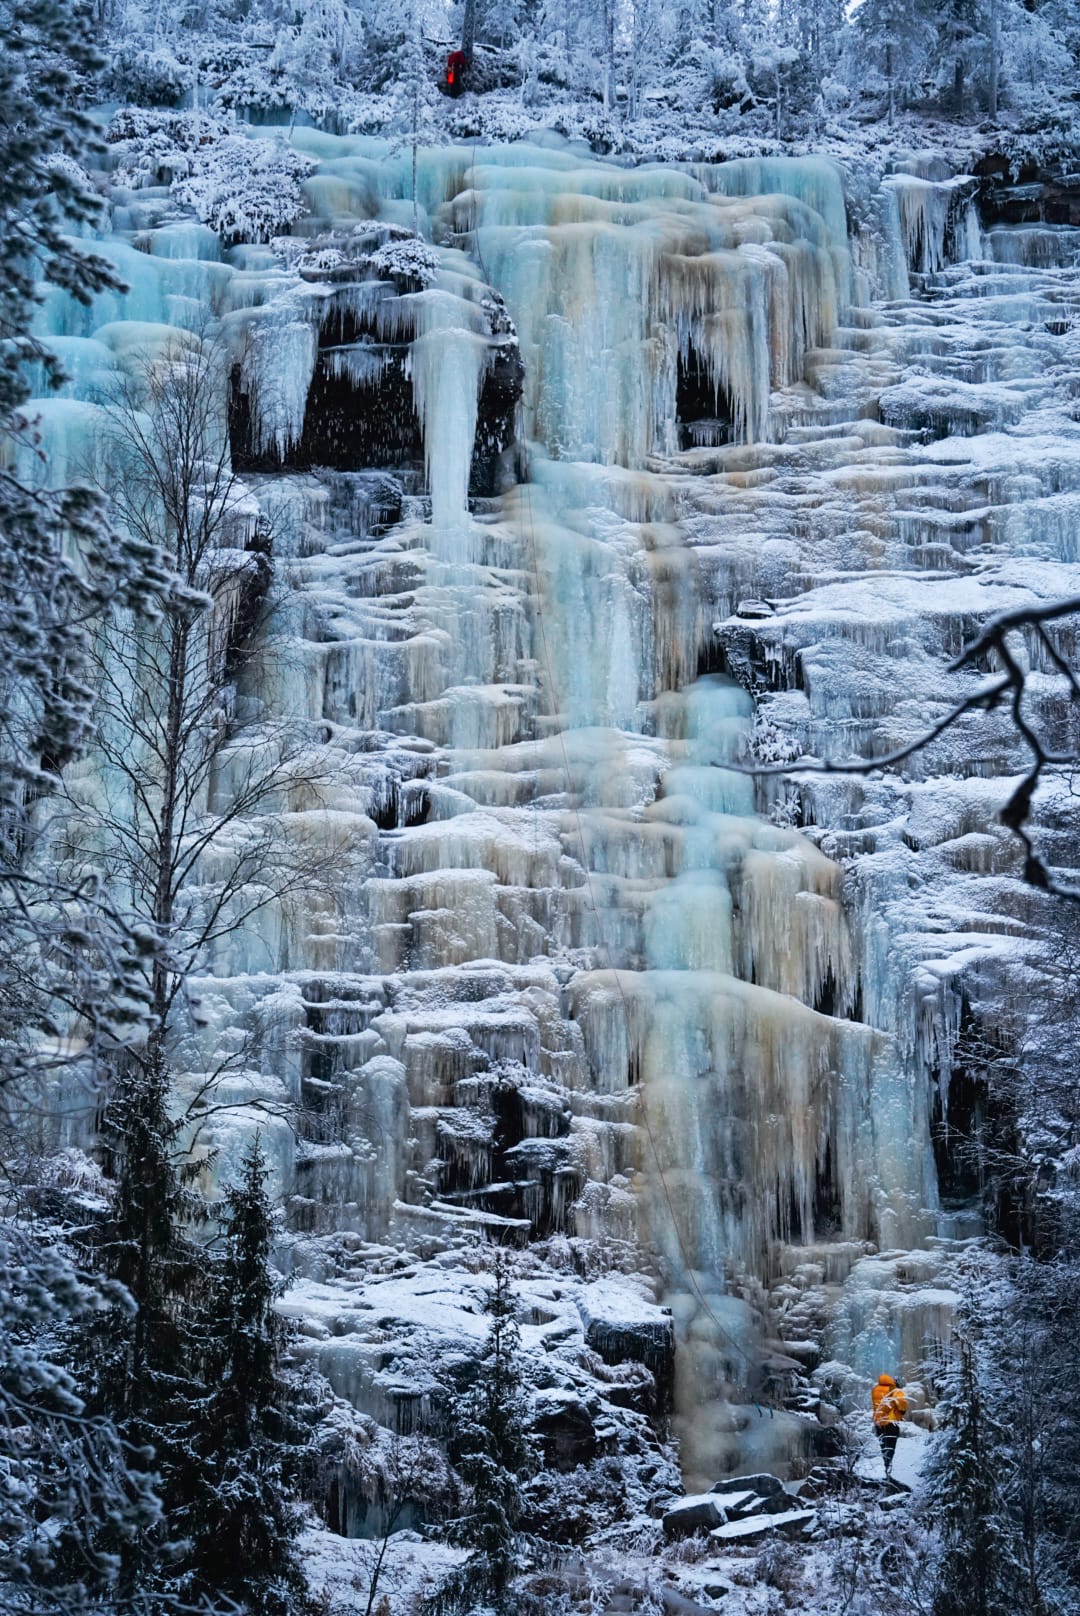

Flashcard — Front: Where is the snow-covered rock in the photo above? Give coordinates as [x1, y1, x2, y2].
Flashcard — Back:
[710, 1507, 818, 1542]
[662, 1493, 732, 1536]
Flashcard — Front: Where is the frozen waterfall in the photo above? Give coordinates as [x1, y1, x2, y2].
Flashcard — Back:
[28, 134, 1080, 1496]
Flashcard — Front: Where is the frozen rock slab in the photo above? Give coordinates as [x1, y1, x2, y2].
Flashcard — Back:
[709, 1507, 817, 1542]
[663, 1480, 800, 1537]
[577, 1278, 676, 1405]
[854, 1424, 929, 1491]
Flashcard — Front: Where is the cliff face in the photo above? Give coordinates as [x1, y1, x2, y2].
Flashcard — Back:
[30, 135, 1080, 1516]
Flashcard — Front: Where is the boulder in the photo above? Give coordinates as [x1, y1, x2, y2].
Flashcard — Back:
[705, 1488, 758, 1518]
[661, 1589, 718, 1615]
[661, 1493, 729, 1537]
[798, 1464, 838, 1500]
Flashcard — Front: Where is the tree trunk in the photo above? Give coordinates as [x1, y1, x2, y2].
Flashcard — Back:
[411, 81, 419, 233]
[988, 0, 1000, 120]
[462, 0, 476, 64]
[602, 0, 615, 112]
[149, 615, 188, 1049]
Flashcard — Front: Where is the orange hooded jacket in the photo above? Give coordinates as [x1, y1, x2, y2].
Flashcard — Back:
[872, 1373, 907, 1427]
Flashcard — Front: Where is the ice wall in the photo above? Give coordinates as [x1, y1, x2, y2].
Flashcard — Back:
[29, 136, 1079, 1495]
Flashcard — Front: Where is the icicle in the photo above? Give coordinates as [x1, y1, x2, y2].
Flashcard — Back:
[406, 284, 491, 539]
[239, 313, 318, 461]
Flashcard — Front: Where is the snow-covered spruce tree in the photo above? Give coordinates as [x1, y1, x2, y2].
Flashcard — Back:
[78, 1088, 317, 1614]
[427, 1251, 537, 1615]
[392, 0, 441, 231]
[845, 0, 935, 121]
[0, 1220, 161, 1615]
[174, 1136, 313, 1616]
[920, 914, 1080, 1611]
[919, 1264, 1022, 1616]
[995, 1252, 1080, 1613]
[73, 1049, 212, 1607]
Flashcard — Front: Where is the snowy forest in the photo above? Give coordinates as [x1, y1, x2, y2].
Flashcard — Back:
[4, 0, 1080, 1611]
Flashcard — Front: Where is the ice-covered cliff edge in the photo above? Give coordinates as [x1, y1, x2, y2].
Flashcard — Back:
[27, 133, 1080, 1512]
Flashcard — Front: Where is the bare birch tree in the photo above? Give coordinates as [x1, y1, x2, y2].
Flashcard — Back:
[53, 332, 346, 1123]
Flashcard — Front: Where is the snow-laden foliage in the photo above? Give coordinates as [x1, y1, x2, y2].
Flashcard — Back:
[73, 0, 1080, 157]
[107, 105, 237, 188]
[0, 26, 164, 1592]
[370, 235, 441, 286]
[172, 135, 316, 243]
[0, 0, 164, 1129]
[0, 1222, 159, 1614]
[425, 1253, 537, 1614]
[175, 1138, 314, 1614]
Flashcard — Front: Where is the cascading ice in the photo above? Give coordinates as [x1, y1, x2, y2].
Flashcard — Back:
[31, 130, 1067, 1499]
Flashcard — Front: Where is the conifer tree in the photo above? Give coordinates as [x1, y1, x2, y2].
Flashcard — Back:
[0, 0, 166, 1114]
[80, 1052, 211, 1606]
[429, 1250, 535, 1615]
[0, 1221, 160, 1615]
[176, 1136, 313, 1616]
[921, 1272, 1021, 1616]
[393, 0, 439, 231]
[847, 0, 934, 121]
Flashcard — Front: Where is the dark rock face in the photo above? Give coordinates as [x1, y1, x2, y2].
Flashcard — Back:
[229, 227, 522, 498]
[223, 515, 273, 679]
[428, 1070, 582, 1240]
[975, 155, 1080, 228]
[676, 346, 735, 449]
[577, 1280, 677, 1414]
[471, 301, 525, 495]
[531, 1389, 606, 1471]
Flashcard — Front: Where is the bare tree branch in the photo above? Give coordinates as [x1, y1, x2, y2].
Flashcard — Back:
[736, 595, 1080, 895]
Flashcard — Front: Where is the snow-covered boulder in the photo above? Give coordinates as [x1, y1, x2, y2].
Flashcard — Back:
[662, 1493, 730, 1537]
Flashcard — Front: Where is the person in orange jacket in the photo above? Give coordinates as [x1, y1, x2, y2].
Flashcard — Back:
[871, 1373, 907, 1477]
